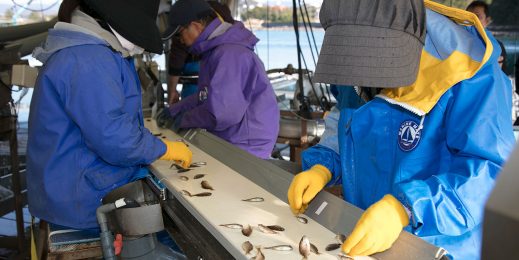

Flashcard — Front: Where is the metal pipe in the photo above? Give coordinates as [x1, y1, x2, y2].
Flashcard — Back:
[0, 19, 56, 43]
[5, 32, 49, 57]
[278, 117, 325, 139]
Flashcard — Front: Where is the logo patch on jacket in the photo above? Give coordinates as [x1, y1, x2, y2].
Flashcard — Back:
[199, 87, 208, 102]
[398, 120, 421, 151]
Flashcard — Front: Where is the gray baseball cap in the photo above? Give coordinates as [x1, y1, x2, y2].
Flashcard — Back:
[314, 0, 426, 88]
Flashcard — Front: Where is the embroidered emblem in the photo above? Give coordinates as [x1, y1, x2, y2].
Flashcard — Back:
[398, 120, 421, 152]
[198, 86, 208, 102]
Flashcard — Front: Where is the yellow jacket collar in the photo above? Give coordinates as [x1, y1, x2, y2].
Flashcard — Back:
[377, 0, 493, 116]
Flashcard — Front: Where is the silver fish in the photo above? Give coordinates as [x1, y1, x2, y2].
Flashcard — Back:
[181, 190, 192, 196]
[336, 233, 347, 243]
[242, 197, 264, 202]
[266, 225, 285, 232]
[179, 176, 189, 181]
[310, 243, 320, 255]
[242, 241, 254, 255]
[257, 224, 277, 234]
[201, 180, 214, 190]
[193, 174, 205, 179]
[252, 247, 264, 260]
[264, 245, 293, 251]
[242, 224, 253, 237]
[191, 161, 207, 166]
[299, 235, 311, 258]
[219, 223, 243, 229]
[192, 192, 212, 197]
[326, 243, 341, 251]
[337, 253, 354, 260]
[177, 168, 191, 173]
[296, 216, 308, 224]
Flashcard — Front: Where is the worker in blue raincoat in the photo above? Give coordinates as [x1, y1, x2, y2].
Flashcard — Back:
[287, 0, 515, 259]
[27, 0, 192, 230]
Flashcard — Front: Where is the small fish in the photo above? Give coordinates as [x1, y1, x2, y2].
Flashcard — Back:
[191, 161, 207, 166]
[219, 223, 243, 229]
[242, 224, 253, 237]
[336, 234, 347, 243]
[193, 174, 205, 179]
[192, 192, 212, 197]
[242, 241, 254, 255]
[175, 139, 189, 147]
[299, 235, 311, 258]
[177, 168, 191, 173]
[201, 180, 214, 190]
[296, 216, 308, 224]
[179, 176, 189, 181]
[266, 225, 285, 231]
[242, 197, 264, 202]
[264, 245, 293, 251]
[252, 247, 264, 260]
[325, 243, 341, 251]
[257, 224, 277, 234]
[181, 190, 192, 196]
[162, 136, 166, 139]
[310, 243, 320, 255]
[337, 253, 354, 260]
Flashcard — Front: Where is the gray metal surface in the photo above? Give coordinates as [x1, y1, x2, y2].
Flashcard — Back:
[177, 128, 446, 260]
[102, 180, 164, 236]
[482, 144, 519, 259]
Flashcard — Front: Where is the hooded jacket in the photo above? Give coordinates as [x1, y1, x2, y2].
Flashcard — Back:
[27, 11, 165, 229]
[169, 20, 279, 159]
[301, 2, 515, 259]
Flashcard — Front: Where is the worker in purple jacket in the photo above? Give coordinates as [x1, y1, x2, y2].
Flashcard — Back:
[163, 0, 279, 159]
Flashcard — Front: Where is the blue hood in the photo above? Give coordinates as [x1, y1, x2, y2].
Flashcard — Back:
[33, 28, 108, 63]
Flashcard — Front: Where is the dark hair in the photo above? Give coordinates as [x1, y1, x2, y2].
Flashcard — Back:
[466, 1, 489, 17]
[58, 0, 80, 23]
[197, 11, 218, 27]
[497, 40, 507, 72]
[207, 1, 234, 24]
[58, 0, 102, 23]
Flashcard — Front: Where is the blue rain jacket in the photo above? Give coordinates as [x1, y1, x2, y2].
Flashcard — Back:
[27, 27, 166, 229]
[302, 2, 515, 259]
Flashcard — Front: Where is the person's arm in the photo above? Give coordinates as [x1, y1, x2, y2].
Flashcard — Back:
[301, 86, 365, 185]
[167, 75, 180, 104]
[179, 49, 250, 130]
[64, 51, 165, 166]
[167, 36, 189, 105]
[395, 63, 515, 237]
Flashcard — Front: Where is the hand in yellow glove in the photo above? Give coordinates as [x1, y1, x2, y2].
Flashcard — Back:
[159, 140, 192, 169]
[342, 194, 409, 256]
[287, 164, 332, 215]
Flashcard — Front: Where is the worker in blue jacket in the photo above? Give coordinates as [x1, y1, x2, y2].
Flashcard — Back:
[27, 0, 192, 229]
[287, 0, 515, 259]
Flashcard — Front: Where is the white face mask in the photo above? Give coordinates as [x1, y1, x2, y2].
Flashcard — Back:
[109, 26, 145, 56]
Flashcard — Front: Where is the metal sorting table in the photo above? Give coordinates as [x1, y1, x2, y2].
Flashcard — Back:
[144, 119, 446, 260]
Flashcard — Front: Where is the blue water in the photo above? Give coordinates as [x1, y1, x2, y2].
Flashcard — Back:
[253, 29, 325, 71]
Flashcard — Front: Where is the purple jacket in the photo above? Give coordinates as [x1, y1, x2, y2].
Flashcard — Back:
[169, 20, 279, 159]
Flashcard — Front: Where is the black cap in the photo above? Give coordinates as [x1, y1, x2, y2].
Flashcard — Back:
[84, 0, 163, 54]
[162, 0, 214, 40]
[314, 0, 426, 88]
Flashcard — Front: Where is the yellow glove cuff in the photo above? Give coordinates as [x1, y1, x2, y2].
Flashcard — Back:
[310, 164, 332, 183]
[382, 194, 410, 227]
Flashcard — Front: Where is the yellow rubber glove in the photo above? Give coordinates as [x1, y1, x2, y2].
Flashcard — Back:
[159, 140, 192, 169]
[342, 194, 409, 256]
[287, 164, 332, 215]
